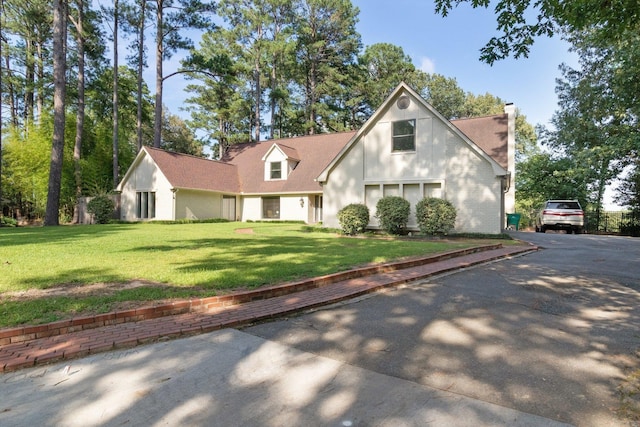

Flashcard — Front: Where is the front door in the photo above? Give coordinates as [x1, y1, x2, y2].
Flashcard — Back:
[222, 196, 236, 221]
[314, 195, 323, 223]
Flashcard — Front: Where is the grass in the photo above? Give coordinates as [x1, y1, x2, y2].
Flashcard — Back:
[0, 222, 503, 327]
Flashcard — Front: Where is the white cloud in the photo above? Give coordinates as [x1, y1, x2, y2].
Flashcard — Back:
[419, 57, 436, 74]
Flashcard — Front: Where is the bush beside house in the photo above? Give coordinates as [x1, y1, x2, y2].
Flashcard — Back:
[337, 203, 370, 235]
[87, 195, 116, 224]
[375, 196, 410, 235]
[415, 197, 457, 236]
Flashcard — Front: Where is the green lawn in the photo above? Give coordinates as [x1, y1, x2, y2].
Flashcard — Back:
[0, 222, 494, 327]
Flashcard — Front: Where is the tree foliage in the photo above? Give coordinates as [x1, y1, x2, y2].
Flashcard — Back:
[433, 0, 640, 64]
[439, 0, 640, 213]
[537, 23, 640, 213]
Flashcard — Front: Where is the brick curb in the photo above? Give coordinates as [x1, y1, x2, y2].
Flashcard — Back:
[0, 244, 503, 346]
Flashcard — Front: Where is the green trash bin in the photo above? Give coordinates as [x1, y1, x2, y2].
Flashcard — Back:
[506, 213, 521, 230]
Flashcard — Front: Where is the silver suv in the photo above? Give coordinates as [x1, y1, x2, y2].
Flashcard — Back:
[535, 200, 585, 234]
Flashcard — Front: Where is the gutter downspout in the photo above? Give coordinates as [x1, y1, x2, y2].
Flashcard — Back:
[504, 103, 517, 228]
[171, 188, 178, 221]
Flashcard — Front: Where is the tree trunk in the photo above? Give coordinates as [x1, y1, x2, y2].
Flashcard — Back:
[308, 62, 316, 135]
[136, 0, 146, 152]
[44, 0, 67, 226]
[153, 0, 163, 148]
[72, 0, 86, 224]
[0, 0, 3, 217]
[269, 54, 277, 140]
[36, 42, 44, 122]
[113, 0, 119, 186]
[254, 67, 260, 142]
[24, 37, 35, 124]
[3, 54, 18, 127]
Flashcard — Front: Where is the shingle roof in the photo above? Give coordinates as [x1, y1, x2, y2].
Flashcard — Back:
[144, 147, 241, 193]
[451, 114, 508, 169]
[273, 143, 300, 161]
[222, 132, 357, 194]
[136, 112, 506, 195]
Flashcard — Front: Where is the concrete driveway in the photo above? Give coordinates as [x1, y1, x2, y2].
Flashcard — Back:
[245, 232, 640, 427]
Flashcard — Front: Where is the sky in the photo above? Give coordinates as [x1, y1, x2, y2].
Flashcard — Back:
[157, 0, 578, 130]
[351, 0, 577, 127]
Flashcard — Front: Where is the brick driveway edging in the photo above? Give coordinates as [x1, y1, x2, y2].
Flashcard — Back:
[0, 244, 505, 346]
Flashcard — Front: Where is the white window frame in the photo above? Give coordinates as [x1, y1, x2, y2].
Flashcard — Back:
[392, 119, 416, 152]
[270, 161, 282, 179]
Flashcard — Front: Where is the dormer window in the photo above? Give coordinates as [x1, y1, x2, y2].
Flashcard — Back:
[270, 161, 282, 179]
[392, 119, 416, 152]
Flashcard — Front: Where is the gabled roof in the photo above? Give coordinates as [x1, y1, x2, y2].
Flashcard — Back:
[118, 84, 509, 196]
[118, 146, 241, 193]
[316, 82, 508, 182]
[451, 114, 508, 169]
[261, 143, 300, 162]
[222, 132, 356, 194]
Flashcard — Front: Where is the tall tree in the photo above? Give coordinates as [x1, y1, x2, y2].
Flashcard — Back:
[150, 0, 215, 148]
[44, 0, 67, 226]
[215, 0, 269, 142]
[355, 43, 427, 117]
[113, 0, 120, 187]
[161, 109, 203, 155]
[183, 35, 249, 156]
[0, 0, 52, 127]
[295, 0, 361, 134]
[70, 0, 86, 223]
[135, 0, 147, 152]
[421, 73, 466, 120]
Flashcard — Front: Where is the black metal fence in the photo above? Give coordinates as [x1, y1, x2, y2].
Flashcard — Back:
[585, 210, 640, 236]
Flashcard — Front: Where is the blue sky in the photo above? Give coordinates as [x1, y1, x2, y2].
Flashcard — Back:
[158, 1, 577, 130]
[352, 0, 577, 127]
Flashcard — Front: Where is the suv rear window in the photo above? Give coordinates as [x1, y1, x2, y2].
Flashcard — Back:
[547, 201, 581, 209]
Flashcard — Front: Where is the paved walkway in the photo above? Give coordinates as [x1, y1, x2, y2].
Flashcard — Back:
[0, 243, 536, 373]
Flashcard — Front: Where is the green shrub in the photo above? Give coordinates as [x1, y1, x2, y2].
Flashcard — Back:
[415, 197, 457, 235]
[337, 203, 370, 235]
[375, 196, 410, 235]
[0, 216, 18, 227]
[87, 195, 115, 224]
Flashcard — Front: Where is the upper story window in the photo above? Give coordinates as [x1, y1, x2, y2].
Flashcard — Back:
[270, 161, 282, 179]
[392, 119, 416, 152]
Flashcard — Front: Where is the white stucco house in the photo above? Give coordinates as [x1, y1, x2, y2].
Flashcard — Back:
[117, 83, 516, 234]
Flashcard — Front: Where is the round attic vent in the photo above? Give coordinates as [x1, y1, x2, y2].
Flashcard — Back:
[397, 95, 410, 109]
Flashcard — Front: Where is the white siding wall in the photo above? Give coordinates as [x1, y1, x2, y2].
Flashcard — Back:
[241, 195, 310, 222]
[175, 190, 222, 220]
[323, 91, 503, 234]
[119, 154, 174, 221]
[443, 125, 502, 233]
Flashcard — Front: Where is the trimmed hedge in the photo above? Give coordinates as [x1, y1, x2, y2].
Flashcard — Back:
[375, 196, 410, 235]
[337, 203, 370, 235]
[415, 197, 457, 235]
